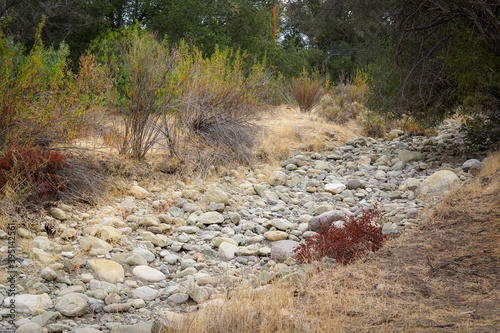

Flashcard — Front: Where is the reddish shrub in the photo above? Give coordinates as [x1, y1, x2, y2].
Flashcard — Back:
[0, 145, 70, 200]
[294, 204, 385, 264]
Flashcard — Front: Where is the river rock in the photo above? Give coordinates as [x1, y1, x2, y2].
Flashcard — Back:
[462, 159, 484, 175]
[132, 286, 158, 301]
[346, 179, 362, 189]
[418, 170, 459, 198]
[87, 259, 124, 283]
[200, 212, 224, 225]
[55, 293, 88, 317]
[103, 302, 132, 313]
[264, 230, 288, 241]
[129, 185, 150, 199]
[80, 236, 113, 255]
[203, 186, 230, 205]
[187, 283, 210, 304]
[219, 242, 238, 261]
[271, 218, 294, 231]
[3, 294, 52, 314]
[269, 171, 288, 186]
[100, 226, 122, 243]
[132, 265, 166, 282]
[40, 267, 58, 281]
[212, 237, 238, 247]
[398, 150, 426, 163]
[131, 248, 156, 262]
[167, 293, 189, 305]
[30, 248, 55, 264]
[49, 207, 67, 220]
[110, 322, 153, 333]
[271, 240, 299, 261]
[324, 183, 346, 194]
[124, 253, 148, 266]
[15, 322, 42, 333]
[308, 210, 344, 232]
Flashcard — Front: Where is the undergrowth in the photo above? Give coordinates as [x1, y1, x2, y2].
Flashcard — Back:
[0, 145, 70, 202]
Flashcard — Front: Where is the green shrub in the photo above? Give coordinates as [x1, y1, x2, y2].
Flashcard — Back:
[0, 19, 111, 148]
[461, 96, 500, 150]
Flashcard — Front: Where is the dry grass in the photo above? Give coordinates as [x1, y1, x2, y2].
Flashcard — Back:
[255, 106, 360, 166]
[156, 150, 500, 332]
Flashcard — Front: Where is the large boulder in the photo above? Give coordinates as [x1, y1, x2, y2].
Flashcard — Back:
[418, 170, 459, 198]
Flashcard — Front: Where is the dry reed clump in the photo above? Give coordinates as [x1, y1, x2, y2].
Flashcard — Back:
[155, 150, 500, 332]
[290, 72, 324, 113]
[0, 146, 106, 211]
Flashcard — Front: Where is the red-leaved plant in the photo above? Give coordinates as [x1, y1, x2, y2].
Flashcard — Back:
[294, 203, 385, 264]
[0, 145, 70, 199]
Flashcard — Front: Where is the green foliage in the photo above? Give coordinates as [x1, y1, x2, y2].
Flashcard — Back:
[366, 0, 500, 142]
[114, 30, 179, 160]
[0, 21, 111, 148]
[146, 0, 275, 60]
[461, 92, 500, 150]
